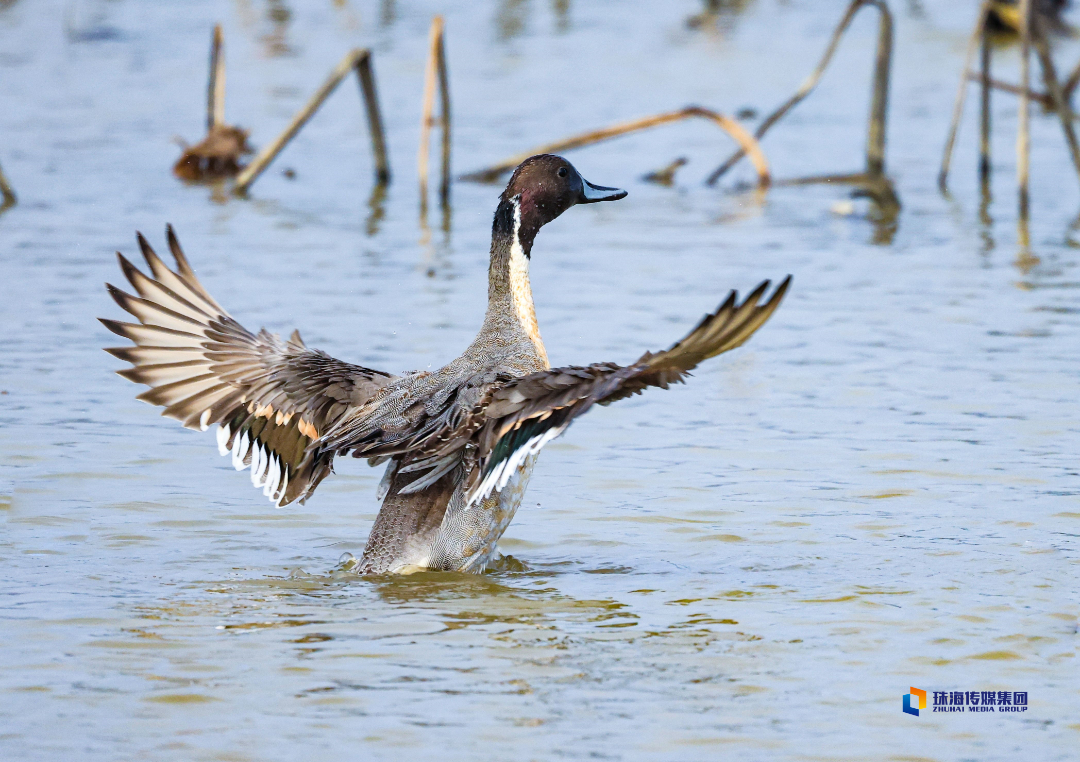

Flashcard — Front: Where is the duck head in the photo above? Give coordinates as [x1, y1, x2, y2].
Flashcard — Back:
[493, 154, 626, 257]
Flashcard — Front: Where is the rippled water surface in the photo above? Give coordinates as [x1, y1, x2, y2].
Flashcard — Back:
[2, 1, 1078, 759]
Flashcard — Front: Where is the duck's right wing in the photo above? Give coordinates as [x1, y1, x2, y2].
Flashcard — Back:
[464, 276, 791, 504]
[101, 227, 395, 506]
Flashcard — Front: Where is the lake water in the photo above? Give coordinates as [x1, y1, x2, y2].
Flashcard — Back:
[1, 1, 1077, 759]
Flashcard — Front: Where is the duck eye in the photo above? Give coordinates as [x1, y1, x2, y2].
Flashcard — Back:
[557, 167, 568, 178]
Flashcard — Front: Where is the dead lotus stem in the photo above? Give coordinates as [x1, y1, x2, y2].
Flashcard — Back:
[866, 0, 893, 178]
[436, 20, 451, 206]
[939, 2, 993, 191]
[1030, 13, 1080, 190]
[965, 73, 1053, 108]
[235, 48, 389, 194]
[355, 50, 390, 184]
[1063, 56, 1080, 101]
[461, 106, 769, 187]
[707, 0, 892, 186]
[418, 16, 451, 210]
[979, 18, 992, 182]
[207, 24, 225, 131]
[1017, 0, 1032, 220]
[0, 160, 16, 209]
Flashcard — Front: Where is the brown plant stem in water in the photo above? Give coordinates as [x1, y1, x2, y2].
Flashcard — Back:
[0, 160, 15, 210]
[979, 20, 993, 182]
[1018, 0, 1032, 220]
[1030, 13, 1080, 189]
[706, 0, 893, 186]
[1062, 56, 1080, 101]
[461, 106, 769, 187]
[207, 24, 225, 132]
[939, 1, 992, 191]
[418, 16, 451, 212]
[965, 73, 1053, 108]
[356, 49, 391, 184]
[866, 0, 892, 177]
[234, 48, 389, 194]
[174, 25, 252, 182]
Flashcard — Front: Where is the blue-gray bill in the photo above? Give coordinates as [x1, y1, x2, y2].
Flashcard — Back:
[579, 178, 627, 203]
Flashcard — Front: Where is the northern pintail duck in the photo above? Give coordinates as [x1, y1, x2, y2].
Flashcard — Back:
[102, 154, 790, 574]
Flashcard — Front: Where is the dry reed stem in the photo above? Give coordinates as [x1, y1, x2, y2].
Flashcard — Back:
[775, 171, 899, 210]
[436, 21, 451, 205]
[356, 51, 390, 183]
[418, 17, 439, 210]
[939, 1, 992, 191]
[1030, 14, 1080, 188]
[207, 25, 225, 131]
[418, 16, 451, 211]
[979, 22, 992, 182]
[866, 0, 893, 177]
[460, 106, 769, 187]
[965, 73, 1053, 108]
[706, 0, 892, 186]
[174, 26, 249, 181]
[417, 21, 437, 208]
[235, 48, 389, 194]
[1063, 56, 1080, 100]
[0, 160, 15, 209]
[1018, 0, 1032, 220]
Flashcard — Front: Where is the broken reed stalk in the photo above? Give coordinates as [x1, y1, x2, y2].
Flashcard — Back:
[1063, 57, 1080, 101]
[1018, 0, 1032, 220]
[965, 73, 1053, 108]
[418, 16, 451, 211]
[979, 19, 992, 182]
[0, 160, 15, 209]
[706, 0, 892, 186]
[355, 51, 391, 184]
[938, 1, 992, 191]
[207, 25, 225, 131]
[234, 48, 389, 194]
[460, 106, 769, 186]
[1030, 14, 1080, 189]
[436, 21, 451, 206]
[866, 0, 892, 177]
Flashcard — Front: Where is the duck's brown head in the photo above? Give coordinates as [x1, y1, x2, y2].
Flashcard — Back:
[493, 154, 626, 256]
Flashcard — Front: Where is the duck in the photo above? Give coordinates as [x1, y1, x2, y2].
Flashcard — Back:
[101, 154, 790, 574]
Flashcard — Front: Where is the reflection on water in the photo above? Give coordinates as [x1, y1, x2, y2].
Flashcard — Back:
[686, 0, 758, 34]
[1, 1, 1078, 760]
[366, 181, 387, 236]
[495, 0, 530, 41]
[262, 0, 294, 57]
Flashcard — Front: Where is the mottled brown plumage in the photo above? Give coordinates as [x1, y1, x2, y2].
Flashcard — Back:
[102, 154, 790, 574]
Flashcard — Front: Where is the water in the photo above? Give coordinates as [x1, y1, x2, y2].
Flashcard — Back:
[1, 1, 1077, 759]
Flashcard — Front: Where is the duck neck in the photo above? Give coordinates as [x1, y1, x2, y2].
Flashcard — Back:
[484, 196, 548, 367]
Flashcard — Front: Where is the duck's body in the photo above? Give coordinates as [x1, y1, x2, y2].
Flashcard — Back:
[102, 155, 789, 574]
[352, 224, 549, 573]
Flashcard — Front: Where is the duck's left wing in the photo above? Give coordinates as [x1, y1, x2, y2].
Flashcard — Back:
[463, 276, 791, 505]
[101, 228, 395, 506]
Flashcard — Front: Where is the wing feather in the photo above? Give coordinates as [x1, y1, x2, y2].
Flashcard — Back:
[465, 276, 791, 504]
[102, 228, 395, 506]
[315, 276, 790, 507]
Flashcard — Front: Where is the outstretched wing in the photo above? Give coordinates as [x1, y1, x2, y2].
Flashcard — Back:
[101, 227, 394, 506]
[463, 276, 791, 503]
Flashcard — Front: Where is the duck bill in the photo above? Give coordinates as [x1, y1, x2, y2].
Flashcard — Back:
[579, 178, 627, 204]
